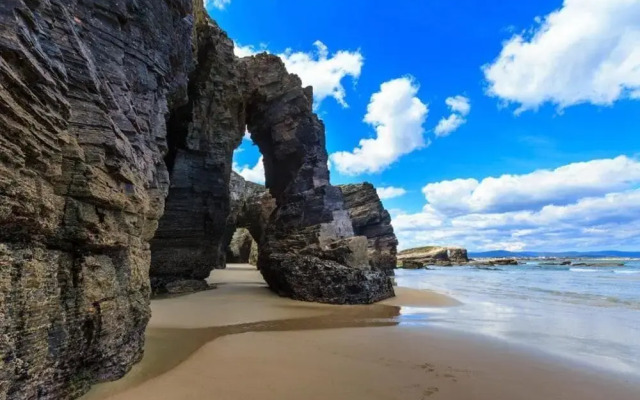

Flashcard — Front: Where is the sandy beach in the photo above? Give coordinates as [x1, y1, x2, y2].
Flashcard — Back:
[82, 265, 640, 400]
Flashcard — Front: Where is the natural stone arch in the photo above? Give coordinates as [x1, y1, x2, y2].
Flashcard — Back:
[238, 54, 394, 304]
[226, 228, 258, 264]
[149, 16, 246, 293]
[0, 0, 398, 396]
[150, 47, 395, 302]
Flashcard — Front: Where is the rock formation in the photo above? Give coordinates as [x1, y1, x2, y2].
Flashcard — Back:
[226, 171, 274, 259]
[226, 228, 257, 264]
[0, 0, 396, 397]
[339, 183, 398, 276]
[398, 246, 469, 267]
[237, 55, 394, 304]
[0, 0, 195, 397]
[149, 12, 245, 292]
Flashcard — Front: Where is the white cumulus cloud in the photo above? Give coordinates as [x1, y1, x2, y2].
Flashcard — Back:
[279, 41, 363, 107]
[330, 77, 429, 175]
[484, 0, 640, 112]
[434, 95, 470, 137]
[445, 95, 471, 116]
[205, 0, 231, 10]
[392, 156, 640, 252]
[234, 43, 261, 58]
[422, 156, 640, 215]
[233, 41, 363, 108]
[376, 186, 408, 200]
[233, 156, 265, 184]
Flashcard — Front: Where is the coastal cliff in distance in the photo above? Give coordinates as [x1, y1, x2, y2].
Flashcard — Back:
[398, 246, 469, 267]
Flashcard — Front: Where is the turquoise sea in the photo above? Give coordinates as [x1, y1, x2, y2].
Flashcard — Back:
[395, 260, 640, 378]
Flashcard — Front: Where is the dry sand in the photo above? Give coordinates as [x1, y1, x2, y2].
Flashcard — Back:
[83, 264, 640, 400]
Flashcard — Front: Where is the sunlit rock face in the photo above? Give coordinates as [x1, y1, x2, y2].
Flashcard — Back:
[339, 183, 399, 276]
[226, 228, 258, 264]
[238, 54, 394, 304]
[150, 43, 396, 303]
[0, 0, 396, 397]
[0, 0, 194, 397]
[398, 246, 469, 267]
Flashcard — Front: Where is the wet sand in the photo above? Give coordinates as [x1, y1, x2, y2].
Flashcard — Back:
[83, 265, 640, 400]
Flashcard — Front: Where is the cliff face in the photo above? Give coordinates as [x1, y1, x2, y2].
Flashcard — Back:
[0, 0, 397, 397]
[339, 183, 398, 276]
[149, 14, 245, 291]
[0, 0, 194, 397]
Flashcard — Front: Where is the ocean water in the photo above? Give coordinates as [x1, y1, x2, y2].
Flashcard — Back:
[395, 260, 640, 378]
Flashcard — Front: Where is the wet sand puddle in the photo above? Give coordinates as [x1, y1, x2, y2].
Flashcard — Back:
[83, 302, 401, 399]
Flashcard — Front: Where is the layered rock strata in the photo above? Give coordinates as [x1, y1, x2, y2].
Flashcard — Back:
[240, 55, 395, 304]
[149, 13, 245, 292]
[0, 0, 194, 397]
[0, 0, 397, 397]
[339, 183, 398, 276]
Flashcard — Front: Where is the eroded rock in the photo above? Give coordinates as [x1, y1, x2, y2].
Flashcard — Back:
[150, 13, 245, 291]
[239, 55, 394, 304]
[0, 1, 397, 397]
[339, 183, 398, 276]
[0, 0, 195, 397]
[226, 228, 257, 264]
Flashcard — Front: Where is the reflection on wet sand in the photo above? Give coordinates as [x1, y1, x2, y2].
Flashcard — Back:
[83, 265, 640, 400]
[135, 305, 400, 390]
[83, 268, 401, 400]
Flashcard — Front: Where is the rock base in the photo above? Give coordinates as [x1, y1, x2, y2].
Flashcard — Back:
[260, 254, 395, 304]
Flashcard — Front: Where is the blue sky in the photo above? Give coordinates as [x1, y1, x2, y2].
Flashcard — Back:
[207, 0, 640, 252]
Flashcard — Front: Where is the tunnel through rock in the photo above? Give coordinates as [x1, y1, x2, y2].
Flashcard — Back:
[150, 49, 396, 303]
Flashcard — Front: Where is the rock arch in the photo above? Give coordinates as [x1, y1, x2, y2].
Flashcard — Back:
[0, 0, 396, 397]
[239, 55, 394, 303]
[150, 49, 395, 303]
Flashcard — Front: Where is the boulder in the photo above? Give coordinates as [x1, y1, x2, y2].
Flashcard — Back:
[469, 258, 519, 266]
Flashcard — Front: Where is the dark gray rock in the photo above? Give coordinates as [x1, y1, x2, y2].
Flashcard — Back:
[339, 183, 398, 276]
[150, 13, 245, 290]
[0, 0, 195, 397]
[239, 55, 394, 304]
[165, 279, 213, 295]
[402, 260, 425, 269]
[469, 258, 519, 266]
[0, 1, 397, 397]
[260, 254, 395, 304]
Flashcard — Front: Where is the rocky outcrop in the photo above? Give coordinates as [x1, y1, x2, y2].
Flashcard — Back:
[150, 12, 245, 292]
[226, 171, 274, 257]
[240, 55, 394, 304]
[398, 246, 469, 267]
[339, 183, 398, 276]
[0, 0, 195, 397]
[0, 0, 396, 397]
[226, 228, 257, 264]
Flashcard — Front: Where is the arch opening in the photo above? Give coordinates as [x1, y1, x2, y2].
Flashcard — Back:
[150, 52, 396, 303]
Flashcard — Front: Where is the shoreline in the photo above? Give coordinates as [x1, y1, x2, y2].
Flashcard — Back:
[82, 265, 640, 400]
